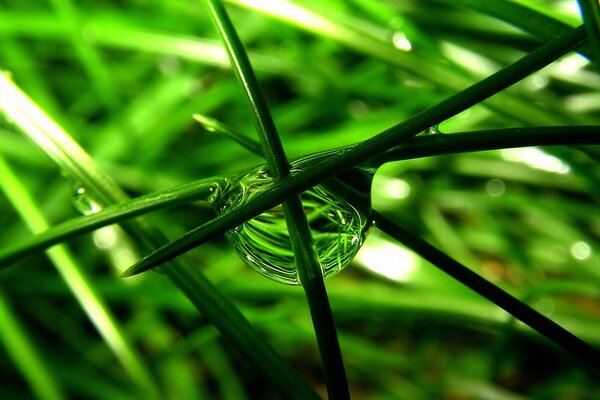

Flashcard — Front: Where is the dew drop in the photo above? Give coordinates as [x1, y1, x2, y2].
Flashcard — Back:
[72, 186, 102, 215]
[215, 154, 372, 285]
[423, 125, 441, 135]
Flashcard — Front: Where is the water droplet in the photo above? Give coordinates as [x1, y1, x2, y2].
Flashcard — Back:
[72, 186, 102, 215]
[215, 155, 372, 285]
[486, 179, 506, 197]
[422, 125, 441, 135]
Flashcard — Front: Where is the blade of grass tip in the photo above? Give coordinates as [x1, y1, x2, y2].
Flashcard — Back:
[577, 0, 600, 72]
[0, 72, 320, 399]
[123, 25, 588, 277]
[0, 178, 220, 268]
[0, 289, 65, 400]
[193, 114, 263, 155]
[372, 212, 600, 372]
[0, 155, 160, 399]
[2, 126, 599, 268]
[204, 0, 350, 397]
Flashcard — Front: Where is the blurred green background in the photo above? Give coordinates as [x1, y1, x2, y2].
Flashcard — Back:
[0, 0, 599, 398]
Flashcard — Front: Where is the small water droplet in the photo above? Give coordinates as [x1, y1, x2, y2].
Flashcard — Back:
[486, 179, 506, 197]
[72, 186, 101, 215]
[214, 154, 372, 285]
[422, 125, 441, 135]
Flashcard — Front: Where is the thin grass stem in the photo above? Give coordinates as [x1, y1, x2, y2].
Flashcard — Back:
[372, 212, 600, 372]
[204, 0, 349, 396]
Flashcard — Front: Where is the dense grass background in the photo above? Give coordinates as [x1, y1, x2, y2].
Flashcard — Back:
[1, 0, 599, 398]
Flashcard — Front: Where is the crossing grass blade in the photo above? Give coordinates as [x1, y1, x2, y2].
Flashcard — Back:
[0, 72, 320, 399]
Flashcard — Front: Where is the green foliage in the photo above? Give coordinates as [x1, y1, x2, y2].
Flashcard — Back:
[0, 0, 599, 398]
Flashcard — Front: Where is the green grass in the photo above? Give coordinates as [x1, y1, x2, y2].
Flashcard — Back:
[1, 0, 599, 398]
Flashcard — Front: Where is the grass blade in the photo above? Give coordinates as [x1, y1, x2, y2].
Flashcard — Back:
[123, 25, 588, 276]
[1, 126, 598, 269]
[204, 0, 349, 396]
[372, 212, 600, 372]
[0, 72, 320, 399]
[0, 178, 219, 268]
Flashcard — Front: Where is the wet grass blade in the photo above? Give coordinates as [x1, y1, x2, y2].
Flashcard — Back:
[204, 0, 349, 396]
[1, 126, 598, 269]
[0, 72, 320, 399]
[0, 178, 219, 268]
[123, 25, 588, 277]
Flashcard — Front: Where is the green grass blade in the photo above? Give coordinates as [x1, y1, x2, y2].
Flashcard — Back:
[372, 212, 600, 372]
[0, 289, 65, 400]
[577, 0, 600, 71]
[123, 25, 588, 277]
[0, 71, 320, 399]
[204, 0, 349, 396]
[0, 178, 219, 268]
[185, 115, 600, 371]
[194, 114, 263, 155]
[1, 126, 597, 269]
[0, 155, 159, 398]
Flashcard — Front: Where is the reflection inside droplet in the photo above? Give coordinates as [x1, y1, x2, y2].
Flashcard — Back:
[214, 154, 372, 285]
[73, 186, 101, 215]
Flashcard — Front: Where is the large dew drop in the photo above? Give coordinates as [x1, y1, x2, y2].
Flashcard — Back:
[214, 155, 372, 285]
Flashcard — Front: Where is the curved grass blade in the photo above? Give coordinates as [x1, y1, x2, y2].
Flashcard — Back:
[1, 126, 598, 269]
[204, 0, 349, 396]
[123, 25, 588, 277]
[0, 73, 320, 399]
